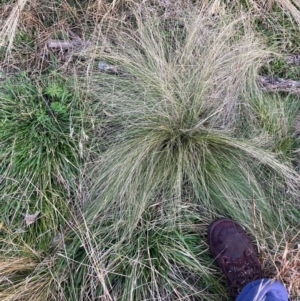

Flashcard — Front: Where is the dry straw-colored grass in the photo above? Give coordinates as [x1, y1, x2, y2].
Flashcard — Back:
[261, 228, 300, 299]
[0, 0, 29, 56]
[277, 243, 300, 297]
[0, 254, 58, 301]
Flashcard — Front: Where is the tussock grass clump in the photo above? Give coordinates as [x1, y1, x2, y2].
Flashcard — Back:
[65, 7, 300, 300]
[87, 9, 299, 221]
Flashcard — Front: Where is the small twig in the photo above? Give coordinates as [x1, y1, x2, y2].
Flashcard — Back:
[47, 30, 90, 51]
[98, 61, 120, 75]
[286, 54, 300, 65]
[46, 31, 90, 72]
[47, 40, 75, 50]
[258, 75, 300, 95]
[258, 74, 300, 137]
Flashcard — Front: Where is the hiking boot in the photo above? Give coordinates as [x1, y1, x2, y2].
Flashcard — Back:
[207, 218, 262, 299]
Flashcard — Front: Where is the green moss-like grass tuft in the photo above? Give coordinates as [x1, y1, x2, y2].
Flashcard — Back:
[0, 72, 83, 249]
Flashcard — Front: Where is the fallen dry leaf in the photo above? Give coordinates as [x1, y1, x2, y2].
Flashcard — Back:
[24, 211, 40, 226]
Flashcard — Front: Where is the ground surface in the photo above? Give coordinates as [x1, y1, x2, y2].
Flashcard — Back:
[0, 1, 299, 301]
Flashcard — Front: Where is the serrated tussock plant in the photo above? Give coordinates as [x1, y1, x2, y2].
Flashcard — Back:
[68, 7, 300, 300]
[86, 9, 299, 223]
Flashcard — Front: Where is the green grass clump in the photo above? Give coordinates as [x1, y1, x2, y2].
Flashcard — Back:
[0, 72, 83, 249]
[61, 205, 225, 301]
